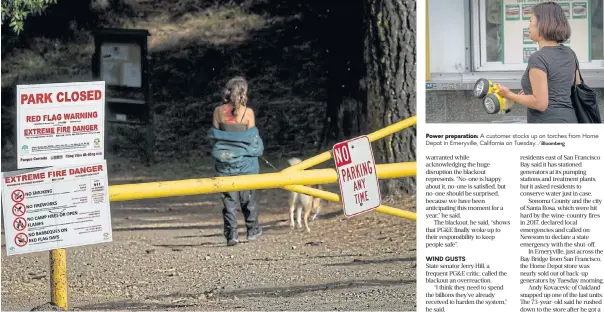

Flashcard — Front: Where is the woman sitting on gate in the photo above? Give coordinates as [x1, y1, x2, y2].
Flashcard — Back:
[208, 76, 264, 247]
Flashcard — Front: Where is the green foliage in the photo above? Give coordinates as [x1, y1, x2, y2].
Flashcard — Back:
[1, 0, 57, 33]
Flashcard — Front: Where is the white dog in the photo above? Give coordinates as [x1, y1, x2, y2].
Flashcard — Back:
[287, 157, 324, 232]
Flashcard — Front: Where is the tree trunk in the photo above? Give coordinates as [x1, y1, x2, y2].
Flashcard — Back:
[319, 0, 366, 151]
[363, 0, 417, 196]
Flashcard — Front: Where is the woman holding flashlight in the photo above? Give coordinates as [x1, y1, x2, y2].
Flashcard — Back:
[496, 2, 580, 123]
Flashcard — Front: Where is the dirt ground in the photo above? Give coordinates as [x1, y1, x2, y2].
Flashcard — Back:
[1, 162, 417, 311]
[1, 1, 417, 309]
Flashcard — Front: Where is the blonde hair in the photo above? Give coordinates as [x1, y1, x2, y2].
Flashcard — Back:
[222, 76, 248, 116]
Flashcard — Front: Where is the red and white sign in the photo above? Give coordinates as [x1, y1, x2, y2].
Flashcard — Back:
[1, 161, 113, 256]
[16, 81, 105, 169]
[332, 135, 381, 217]
[13, 217, 27, 231]
[15, 233, 29, 247]
[12, 203, 26, 216]
[11, 189, 24, 202]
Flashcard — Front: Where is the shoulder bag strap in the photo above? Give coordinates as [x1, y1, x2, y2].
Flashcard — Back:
[571, 48, 584, 85]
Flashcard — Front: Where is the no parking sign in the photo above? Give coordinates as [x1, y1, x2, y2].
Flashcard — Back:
[333, 136, 382, 217]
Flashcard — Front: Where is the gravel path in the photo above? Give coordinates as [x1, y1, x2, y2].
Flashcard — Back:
[1, 186, 417, 311]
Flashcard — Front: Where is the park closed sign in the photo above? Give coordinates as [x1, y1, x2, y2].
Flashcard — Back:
[333, 135, 381, 217]
[16, 81, 105, 169]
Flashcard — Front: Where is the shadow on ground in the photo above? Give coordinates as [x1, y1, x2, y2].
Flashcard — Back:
[76, 278, 416, 310]
[325, 257, 416, 267]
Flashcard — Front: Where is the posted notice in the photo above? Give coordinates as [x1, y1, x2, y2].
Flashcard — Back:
[2, 160, 113, 256]
[16, 81, 105, 169]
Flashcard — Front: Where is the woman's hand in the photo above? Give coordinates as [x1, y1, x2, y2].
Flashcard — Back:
[496, 83, 514, 99]
[493, 67, 547, 112]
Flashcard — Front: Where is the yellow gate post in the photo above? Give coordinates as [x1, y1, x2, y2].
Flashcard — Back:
[50, 249, 68, 310]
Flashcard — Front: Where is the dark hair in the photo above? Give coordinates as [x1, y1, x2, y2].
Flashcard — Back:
[221, 76, 248, 116]
[532, 2, 571, 43]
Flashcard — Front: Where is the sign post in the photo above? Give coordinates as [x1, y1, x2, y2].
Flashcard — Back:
[50, 249, 67, 309]
[332, 135, 381, 217]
